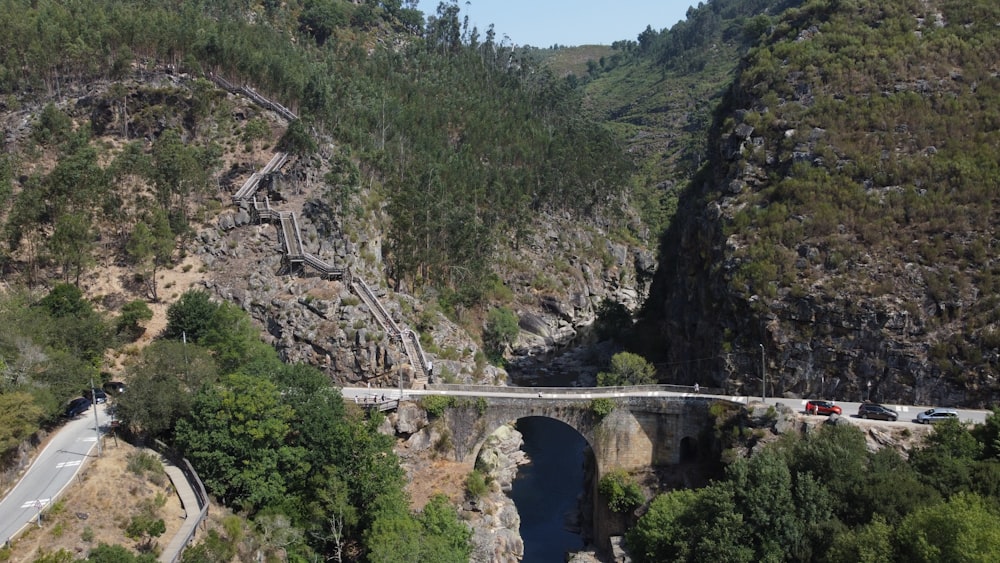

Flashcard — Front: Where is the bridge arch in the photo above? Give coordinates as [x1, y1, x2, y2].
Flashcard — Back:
[464, 404, 603, 478]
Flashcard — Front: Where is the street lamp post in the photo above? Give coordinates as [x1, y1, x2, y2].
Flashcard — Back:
[760, 344, 766, 403]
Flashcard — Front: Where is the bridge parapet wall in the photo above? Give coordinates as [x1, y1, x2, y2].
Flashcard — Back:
[427, 383, 726, 395]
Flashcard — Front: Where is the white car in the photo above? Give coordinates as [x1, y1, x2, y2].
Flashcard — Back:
[916, 408, 958, 424]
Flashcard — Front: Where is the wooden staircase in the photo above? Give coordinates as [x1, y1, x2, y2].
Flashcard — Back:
[216, 73, 429, 387]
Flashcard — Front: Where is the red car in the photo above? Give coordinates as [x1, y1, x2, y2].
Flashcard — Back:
[805, 400, 842, 416]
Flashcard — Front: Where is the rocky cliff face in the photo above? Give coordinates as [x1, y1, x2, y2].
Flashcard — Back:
[643, 0, 1000, 407]
[385, 402, 527, 562]
[199, 131, 654, 388]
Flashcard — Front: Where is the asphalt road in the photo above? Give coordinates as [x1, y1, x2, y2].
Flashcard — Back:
[339, 385, 993, 427]
[767, 396, 991, 426]
[0, 402, 109, 545]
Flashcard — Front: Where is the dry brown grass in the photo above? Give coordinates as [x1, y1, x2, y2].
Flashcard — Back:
[405, 458, 470, 512]
[2, 439, 185, 562]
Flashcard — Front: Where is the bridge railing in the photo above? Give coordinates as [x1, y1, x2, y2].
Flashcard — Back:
[424, 383, 727, 396]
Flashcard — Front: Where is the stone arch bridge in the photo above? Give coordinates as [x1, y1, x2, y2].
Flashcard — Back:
[422, 384, 743, 476]
[409, 384, 748, 551]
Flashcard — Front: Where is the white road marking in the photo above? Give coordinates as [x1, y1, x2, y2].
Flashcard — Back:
[56, 460, 82, 469]
[20, 498, 50, 509]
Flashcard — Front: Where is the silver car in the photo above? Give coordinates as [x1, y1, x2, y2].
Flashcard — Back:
[916, 408, 958, 424]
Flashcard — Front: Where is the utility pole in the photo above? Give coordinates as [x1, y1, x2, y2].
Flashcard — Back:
[90, 378, 102, 457]
[182, 330, 189, 382]
[760, 344, 766, 403]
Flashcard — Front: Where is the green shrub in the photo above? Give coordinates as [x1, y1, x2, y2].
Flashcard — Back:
[483, 307, 519, 362]
[597, 352, 656, 386]
[591, 398, 615, 419]
[598, 470, 644, 513]
[127, 451, 164, 477]
[466, 470, 489, 498]
[420, 395, 456, 417]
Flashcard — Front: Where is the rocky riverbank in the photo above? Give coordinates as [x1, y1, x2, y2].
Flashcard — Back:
[384, 402, 528, 562]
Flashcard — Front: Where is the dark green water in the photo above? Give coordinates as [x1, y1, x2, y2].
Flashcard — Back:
[509, 416, 587, 562]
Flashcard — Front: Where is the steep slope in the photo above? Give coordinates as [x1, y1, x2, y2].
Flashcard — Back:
[0, 0, 652, 390]
[571, 0, 804, 236]
[643, 0, 1000, 407]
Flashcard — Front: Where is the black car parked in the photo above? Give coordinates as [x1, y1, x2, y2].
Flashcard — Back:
[83, 388, 108, 404]
[857, 403, 899, 421]
[64, 397, 91, 418]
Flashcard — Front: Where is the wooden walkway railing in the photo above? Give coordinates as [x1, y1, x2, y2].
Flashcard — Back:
[277, 212, 305, 260]
[351, 279, 430, 384]
[352, 278, 402, 337]
[402, 329, 429, 386]
[250, 196, 280, 221]
[215, 74, 429, 386]
[209, 73, 297, 121]
[233, 153, 290, 205]
[303, 252, 350, 281]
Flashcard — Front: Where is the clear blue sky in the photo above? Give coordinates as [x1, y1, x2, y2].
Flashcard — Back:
[415, 0, 693, 47]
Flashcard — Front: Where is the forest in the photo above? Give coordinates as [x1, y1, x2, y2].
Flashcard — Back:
[1, 286, 472, 562]
[627, 413, 1000, 562]
[0, 0, 634, 305]
[3, 0, 1000, 561]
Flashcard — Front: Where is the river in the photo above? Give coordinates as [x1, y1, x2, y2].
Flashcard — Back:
[509, 416, 588, 562]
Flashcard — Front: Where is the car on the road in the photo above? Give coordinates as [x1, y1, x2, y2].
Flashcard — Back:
[916, 408, 959, 424]
[857, 403, 899, 421]
[83, 388, 107, 404]
[64, 397, 91, 418]
[805, 400, 842, 416]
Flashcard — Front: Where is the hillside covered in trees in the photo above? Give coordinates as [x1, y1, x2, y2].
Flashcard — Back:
[638, 0, 1000, 407]
[3, 0, 1000, 560]
[0, 0, 634, 303]
[0, 0, 639, 560]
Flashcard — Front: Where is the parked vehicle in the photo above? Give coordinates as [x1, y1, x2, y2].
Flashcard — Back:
[857, 403, 899, 421]
[103, 381, 126, 395]
[805, 400, 842, 416]
[83, 388, 107, 404]
[916, 408, 959, 424]
[64, 397, 91, 418]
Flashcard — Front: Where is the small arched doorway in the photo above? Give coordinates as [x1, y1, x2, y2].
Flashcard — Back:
[679, 435, 699, 462]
